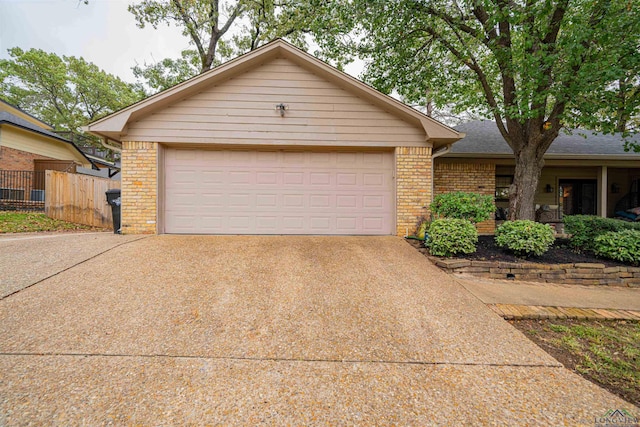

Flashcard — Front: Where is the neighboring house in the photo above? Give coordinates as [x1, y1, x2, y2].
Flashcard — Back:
[434, 120, 640, 233]
[0, 99, 95, 172]
[86, 39, 463, 236]
[0, 99, 98, 206]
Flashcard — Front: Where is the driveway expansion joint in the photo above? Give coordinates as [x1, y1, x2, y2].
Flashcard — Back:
[0, 351, 563, 368]
[0, 235, 150, 301]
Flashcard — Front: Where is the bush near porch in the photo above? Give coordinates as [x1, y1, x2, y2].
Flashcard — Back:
[564, 215, 640, 252]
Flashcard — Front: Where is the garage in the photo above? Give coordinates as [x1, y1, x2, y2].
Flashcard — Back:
[86, 40, 463, 236]
[164, 148, 394, 235]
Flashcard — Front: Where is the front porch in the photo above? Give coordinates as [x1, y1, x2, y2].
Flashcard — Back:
[434, 159, 640, 233]
[496, 164, 640, 224]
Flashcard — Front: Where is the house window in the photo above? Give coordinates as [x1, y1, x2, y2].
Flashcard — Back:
[495, 175, 513, 200]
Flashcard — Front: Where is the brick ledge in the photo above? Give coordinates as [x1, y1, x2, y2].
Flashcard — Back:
[489, 304, 640, 320]
[427, 255, 640, 287]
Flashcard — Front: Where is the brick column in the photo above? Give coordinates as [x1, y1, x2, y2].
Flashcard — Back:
[396, 146, 432, 236]
[434, 161, 496, 233]
[121, 141, 158, 234]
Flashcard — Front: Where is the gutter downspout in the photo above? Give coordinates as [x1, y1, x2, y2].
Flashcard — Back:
[431, 144, 452, 203]
[101, 138, 122, 153]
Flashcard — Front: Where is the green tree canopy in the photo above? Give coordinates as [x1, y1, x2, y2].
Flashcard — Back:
[306, 0, 640, 220]
[0, 47, 145, 133]
[128, 0, 313, 92]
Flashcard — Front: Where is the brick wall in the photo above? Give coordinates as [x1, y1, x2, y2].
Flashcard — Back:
[121, 141, 157, 234]
[434, 161, 496, 233]
[0, 146, 52, 170]
[396, 146, 432, 236]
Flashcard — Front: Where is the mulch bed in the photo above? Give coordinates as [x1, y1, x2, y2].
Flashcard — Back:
[408, 235, 630, 267]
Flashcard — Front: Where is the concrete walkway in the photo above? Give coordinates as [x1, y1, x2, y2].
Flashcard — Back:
[0, 235, 637, 424]
[455, 275, 640, 320]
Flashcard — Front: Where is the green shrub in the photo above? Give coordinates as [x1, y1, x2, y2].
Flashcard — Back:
[594, 229, 640, 265]
[495, 220, 555, 257]
[564, 215, 640, 252]
[431, 192, 495, 223]
[427, 218, 478, 257]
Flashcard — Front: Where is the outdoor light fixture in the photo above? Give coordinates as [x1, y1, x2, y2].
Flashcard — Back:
[275, 103, 288, 117]
[545, 184, 553, 193]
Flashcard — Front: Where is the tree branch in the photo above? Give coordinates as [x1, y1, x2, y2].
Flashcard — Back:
[171, 0, 207, 66]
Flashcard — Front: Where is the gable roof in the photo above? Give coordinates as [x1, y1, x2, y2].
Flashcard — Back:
[86, 39, 463, 149]
[449, 120, 640, 159]
[0, 110, 98, 169]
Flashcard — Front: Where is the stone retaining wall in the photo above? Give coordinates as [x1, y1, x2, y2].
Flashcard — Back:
[432, 258, 640, 287]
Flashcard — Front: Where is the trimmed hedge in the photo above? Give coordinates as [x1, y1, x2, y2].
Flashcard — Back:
[431, 192, 495, 223]
[427, 218, 478, 257]
[495, 220, 555, 257]
[594, 229, 640, 265]
[564, 215, 640, 251]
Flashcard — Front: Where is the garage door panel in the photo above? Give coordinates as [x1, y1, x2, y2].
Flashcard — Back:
[309, 172, 331, 186]
[336, 217, 358, 231]
[309, 217, 331, 232]
[336, 173, 357, 186]
[228, 171, 252, 185]
[164, 149, 394, 234]
[282, 216, 305, 231]
[283, 172, 304, 185]
[309, 195, 331, 208]
[256, 194, 278, 208]
[363, 195, 385, 209]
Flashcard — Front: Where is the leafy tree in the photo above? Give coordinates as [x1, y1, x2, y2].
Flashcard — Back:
[133, 49, 201, 93]
[129, 0, 245, 74]
[129, 0, 312, 92]
[308, 0, 640, 220]
[0, 47, 145, 134]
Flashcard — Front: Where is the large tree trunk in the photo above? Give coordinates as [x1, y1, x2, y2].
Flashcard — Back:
[508, 145, 545, 221]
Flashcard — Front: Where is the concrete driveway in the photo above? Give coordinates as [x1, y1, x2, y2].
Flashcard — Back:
[0, 235, 635, 425]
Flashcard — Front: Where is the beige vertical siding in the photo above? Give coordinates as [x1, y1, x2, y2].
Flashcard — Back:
[125, 58, 426, 147]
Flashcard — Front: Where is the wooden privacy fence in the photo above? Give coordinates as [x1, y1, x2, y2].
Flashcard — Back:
[45, 170, 121, 229]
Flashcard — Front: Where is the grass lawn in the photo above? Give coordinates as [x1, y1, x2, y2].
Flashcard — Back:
[0, 211, 98, 233]
[512, 319, 640, 406]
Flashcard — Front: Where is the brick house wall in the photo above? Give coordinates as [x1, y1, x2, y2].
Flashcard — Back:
[434, 160, 496, 233]
[0, 146, 52, 171]
[121, 141, 157, 234]
[396, 146, 432, 236]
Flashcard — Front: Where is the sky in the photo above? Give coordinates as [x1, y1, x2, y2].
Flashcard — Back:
[0, 0, 364, 85]
[0, 0, 221, 83]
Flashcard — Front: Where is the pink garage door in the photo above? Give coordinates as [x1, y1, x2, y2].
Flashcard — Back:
[163, 149, 395, 235]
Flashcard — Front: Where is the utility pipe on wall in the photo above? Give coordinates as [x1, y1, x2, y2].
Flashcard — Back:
[431, 144, 452, 203]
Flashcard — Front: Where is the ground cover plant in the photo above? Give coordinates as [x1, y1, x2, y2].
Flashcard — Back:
[0, 211, 96, 233]
[512, 319, 640, 406]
